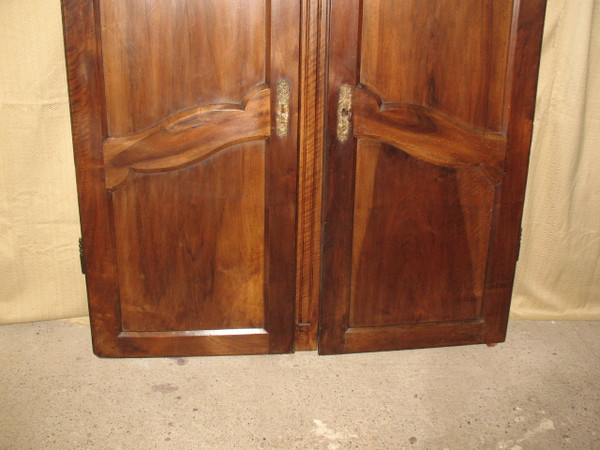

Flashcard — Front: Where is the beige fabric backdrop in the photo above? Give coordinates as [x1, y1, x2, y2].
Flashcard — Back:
[0, 0, 87, 323]
[512, 0, 600, 319]
[0, 0, 598, 324]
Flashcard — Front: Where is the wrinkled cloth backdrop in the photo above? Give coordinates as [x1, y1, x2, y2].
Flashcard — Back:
[1, 0, 598, 324]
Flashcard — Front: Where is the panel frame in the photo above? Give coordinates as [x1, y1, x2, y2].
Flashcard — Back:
[319, 0, 548, 354]
[294, 0, 329, 350]
[61, 0, 300, 357]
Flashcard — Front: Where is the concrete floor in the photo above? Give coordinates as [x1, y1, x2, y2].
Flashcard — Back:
[0, 320, 598, 449]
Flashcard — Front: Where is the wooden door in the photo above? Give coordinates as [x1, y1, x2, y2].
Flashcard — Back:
[320, 0, 547, 354]
[62, 0, 300, 356]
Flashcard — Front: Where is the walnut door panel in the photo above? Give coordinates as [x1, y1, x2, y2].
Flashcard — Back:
[359, 0, 512, 131]
[320, 0, 547, 354]
[113, 142, 266, 332]
[350, 141, 495, 328]
[62, 0, 300, 356]
[100, 0, 267, 136]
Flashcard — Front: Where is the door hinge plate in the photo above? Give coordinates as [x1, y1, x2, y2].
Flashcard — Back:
[516, 226, 523, 262]
[79, 238, 86, 274]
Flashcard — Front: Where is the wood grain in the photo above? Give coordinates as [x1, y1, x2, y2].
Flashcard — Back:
[354, 86, 506, 184]
[360, 0, 513, 132]
[319, 0, 362, 355]
[320, 0, 547, 354]
[294, 0, 328, 351]
[62, 0, 120, 356]
[265, 0, 301, 353]
[344, 321, 485, 353]
[103, 86, 270, 189]
[113, 141, 266, 332]
[63, 0, 301, 357]
[100, 0, 267, 135]
[482, 0, 548, 343]
[350, 141, 495, 327]
[62, 0, 546, 357]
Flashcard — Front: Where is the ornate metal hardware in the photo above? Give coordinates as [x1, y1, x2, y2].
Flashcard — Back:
[79, 237, 86, 274]
[276, 78, 290, 138]
[336, 84, 353, 143]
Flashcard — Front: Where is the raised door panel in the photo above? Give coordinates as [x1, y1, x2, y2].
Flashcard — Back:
[350, 142, 495, 327]
[62, 0, 300, 356]
[320, 0, 547, 354]
[113, 142, 266, 332]
[100, 0, 267, 136]
[359, 0, 512, 131]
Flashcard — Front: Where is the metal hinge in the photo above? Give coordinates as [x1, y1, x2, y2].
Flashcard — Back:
[79, 238, 86, 274]
[516, 226, 523, 262]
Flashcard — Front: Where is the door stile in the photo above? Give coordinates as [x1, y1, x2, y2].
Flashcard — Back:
[266, 0, 301, 353]
[319, 0, 362, 354]
[481, 0, 548, 343]
[295, 0, 329, 350]
[62, 0, 123, 356]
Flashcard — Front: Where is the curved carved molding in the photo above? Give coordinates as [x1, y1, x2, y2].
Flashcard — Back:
[353, 85, 506, 184]
[103, 85, 270, 190]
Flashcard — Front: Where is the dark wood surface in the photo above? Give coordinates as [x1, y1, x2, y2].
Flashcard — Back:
[99, 0, 267, 136]
[349, 141, 495, 327]
[483, 0, 548, 343]
[295, 0, 328, 351]
[359, 0, 513, 131]
[320, 0, 547, 354]
[113, 141, 266, 332]
[63, 0, 546, 357]
[62, 0, 300, 356]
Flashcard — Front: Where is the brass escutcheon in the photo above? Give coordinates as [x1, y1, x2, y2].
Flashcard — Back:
[336, 84, 353, 143]
[276, 78, 290, 138]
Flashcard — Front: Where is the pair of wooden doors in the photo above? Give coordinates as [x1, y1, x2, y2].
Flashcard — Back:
[62, 0, 546, 357]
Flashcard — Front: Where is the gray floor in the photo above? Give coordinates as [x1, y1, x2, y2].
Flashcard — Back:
[0, 320, 598, 449]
